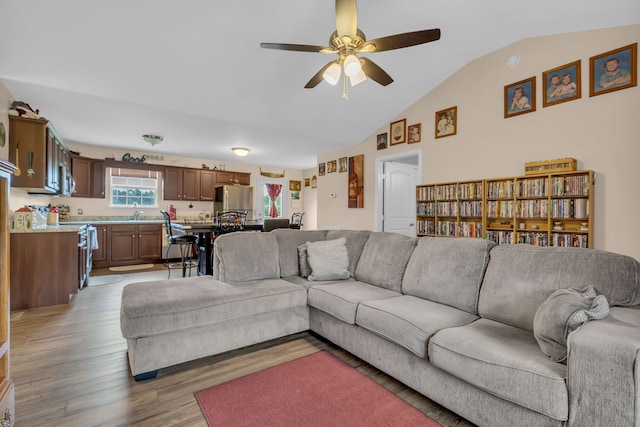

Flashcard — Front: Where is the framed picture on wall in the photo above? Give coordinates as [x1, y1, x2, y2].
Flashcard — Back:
[318, 163, 326, 176]
[543, 60, 581, 107]
[376, 133, 388, 150]
[435, 106, 457, 138]
[348, 155, 364, 208]
[327, 160, 337, 173]
[504, 77, 536, 118]
[408, 123, 421, 143]
[289, 180, 301, 191]
[590, 43, 637, 97]
[338, 157, 347, 173]
[304, 178, 310, 187]
[390, 119, 406, 145]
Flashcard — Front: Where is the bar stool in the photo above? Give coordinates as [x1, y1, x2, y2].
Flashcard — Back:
[161, 211, 198, 278]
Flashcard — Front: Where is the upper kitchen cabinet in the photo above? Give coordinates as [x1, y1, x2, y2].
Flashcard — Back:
[8, 116, 73, 196]
[163, 167, 200, 201]
[71, 156, 91, 198]
[199, 169, 216, 201]
[71, 156, 106, 198]
[216, 171, 250, 186]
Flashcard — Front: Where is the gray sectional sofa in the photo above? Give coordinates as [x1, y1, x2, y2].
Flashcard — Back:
[120, 229, 640, 426]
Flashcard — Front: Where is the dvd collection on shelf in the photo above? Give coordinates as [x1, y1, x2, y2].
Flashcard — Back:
[416, 170, 594, 248]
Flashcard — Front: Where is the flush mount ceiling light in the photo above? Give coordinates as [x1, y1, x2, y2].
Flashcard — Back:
[231, 147, 250, 157]
[142, 134, 163, 146]
[260, 0, 441, 99]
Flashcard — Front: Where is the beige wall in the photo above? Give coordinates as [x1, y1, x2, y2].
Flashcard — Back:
[317, 25, 640, 260]
[0, 83, 14, 163]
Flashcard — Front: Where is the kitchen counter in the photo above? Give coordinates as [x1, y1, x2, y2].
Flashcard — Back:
[61, 219, 165, 225]
[11, 224, 87, 233]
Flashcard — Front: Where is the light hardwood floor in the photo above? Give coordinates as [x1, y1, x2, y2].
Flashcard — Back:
[11, 269, 475, 426]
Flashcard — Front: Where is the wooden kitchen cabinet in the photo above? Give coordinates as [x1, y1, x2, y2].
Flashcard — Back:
[108, 223, 162, 266]
[199, 169, 216, 201]
[10, 231, 79, 310]
[93, 225, 108, 262]
[163, 167, 200, 201]
[91, 159, 106, 198]
[71, 157, 106, 198]
[71, 156, 92, 197]
[9, 116, 72, 196]
[216, 171, 250, 186]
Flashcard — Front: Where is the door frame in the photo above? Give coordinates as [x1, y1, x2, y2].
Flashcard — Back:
[374, 149, 422, 232]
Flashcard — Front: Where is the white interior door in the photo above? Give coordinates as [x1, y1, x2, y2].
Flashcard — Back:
[383, 161, 419, 236]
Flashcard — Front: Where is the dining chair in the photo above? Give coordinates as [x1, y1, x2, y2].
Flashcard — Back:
[161, 210, 198, 278]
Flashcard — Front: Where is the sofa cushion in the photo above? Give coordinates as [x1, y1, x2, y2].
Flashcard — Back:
[307, 281, 400, 324]
[429, 318, 569, 421]
[306, 238, 350, 281]
[533, 286, 610, 363]
[213, 232, 280, 282]
[297, 244, 311, 278]
[402, 237, 495, 314]
[326, 230, 372, 276]
[272, 229, 328, 277]
[354, 232, 417, 292]
[356, 295, 478, 358]
[478, 245, 640, 332]
[120, 276, 308, 338]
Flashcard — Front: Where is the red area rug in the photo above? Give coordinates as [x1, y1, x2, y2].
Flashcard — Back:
[195, 350, 441, 427]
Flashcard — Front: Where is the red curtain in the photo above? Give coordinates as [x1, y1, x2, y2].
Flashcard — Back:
[266, 184, 282, 218]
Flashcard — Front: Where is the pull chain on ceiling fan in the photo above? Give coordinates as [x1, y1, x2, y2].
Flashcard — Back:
[260, 0, 441, 98]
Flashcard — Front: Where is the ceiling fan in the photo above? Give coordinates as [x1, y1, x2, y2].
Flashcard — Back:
[260, 0, 441, 98]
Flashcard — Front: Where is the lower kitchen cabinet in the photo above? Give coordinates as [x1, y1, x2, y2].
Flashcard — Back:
[93, 223, 162, 269]
[93, 225, 108, 262]
[10, 231, 80, 310]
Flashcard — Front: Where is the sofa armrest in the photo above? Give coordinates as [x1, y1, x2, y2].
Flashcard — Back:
[567, 306, 640, 426]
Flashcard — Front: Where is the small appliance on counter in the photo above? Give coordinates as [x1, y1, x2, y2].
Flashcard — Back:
[57, 204, 70, 222]
[47, 205, 59, 226]
[13, 205, 47, 230]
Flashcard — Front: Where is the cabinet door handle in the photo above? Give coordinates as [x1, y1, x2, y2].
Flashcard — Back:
[132, 235, 135, 238]
[139, 235, 142, 238]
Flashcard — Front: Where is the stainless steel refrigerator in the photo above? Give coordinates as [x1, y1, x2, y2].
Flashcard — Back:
[214, 185, 254, 220]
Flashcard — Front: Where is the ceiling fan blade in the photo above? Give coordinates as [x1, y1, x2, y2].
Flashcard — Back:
[363, 29, 441, 53]
[304, 62, 334, 88]
[335, 0, 357, 38]
[361, 58, 393, 86]
[260, 42, 329, 53]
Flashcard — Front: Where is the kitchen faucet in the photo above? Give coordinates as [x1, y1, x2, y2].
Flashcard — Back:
[133, 210, 144, 220]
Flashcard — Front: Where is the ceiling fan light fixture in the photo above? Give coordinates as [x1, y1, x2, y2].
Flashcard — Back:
[142, 134, 163, 146]
[231, 147, 250, 157]
[323, 62, 342, 85]
[343, 54, 361, 77]
[350, 69, 367, 86]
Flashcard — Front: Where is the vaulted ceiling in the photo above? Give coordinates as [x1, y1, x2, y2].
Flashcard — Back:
[1, 0, 638, 169]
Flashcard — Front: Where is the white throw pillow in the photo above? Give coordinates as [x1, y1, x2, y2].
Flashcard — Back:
[306, 238, 350, 281]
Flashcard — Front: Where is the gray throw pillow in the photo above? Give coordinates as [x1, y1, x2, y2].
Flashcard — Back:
[306, 238, 350, 281]
[533, 285, 609, 363]
[298, 244, 311, 278]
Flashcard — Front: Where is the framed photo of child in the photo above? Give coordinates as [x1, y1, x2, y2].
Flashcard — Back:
[408, 123, 421, 143]
[543, 60, 581, 107]
[504, 77, 536, 118]
[435, 106, 457, 138]
[389, 119, 406, 145]
[590, 43, 637, 97]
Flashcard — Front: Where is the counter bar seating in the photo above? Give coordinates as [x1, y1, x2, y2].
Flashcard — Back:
[161, 210, 198, 278]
